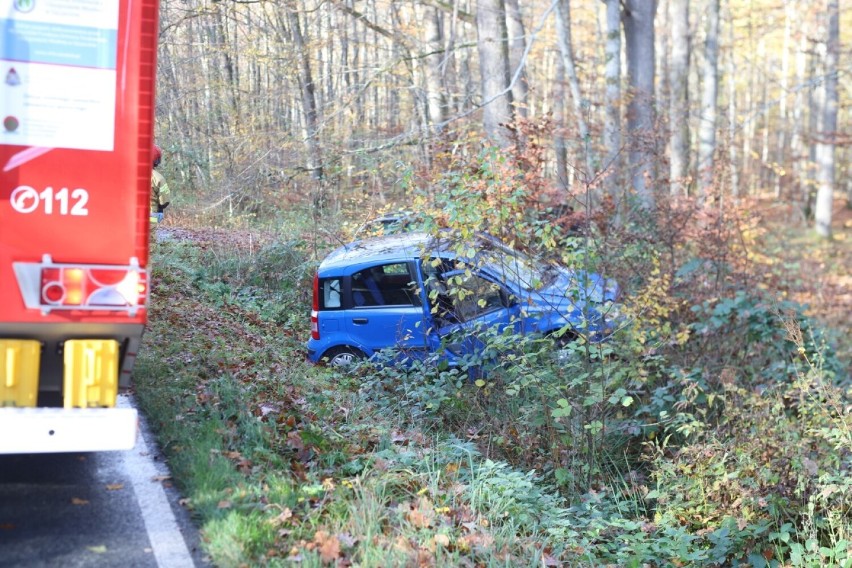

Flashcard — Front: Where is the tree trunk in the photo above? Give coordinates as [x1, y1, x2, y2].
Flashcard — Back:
[553, 56, 569, 196]
[424, 7, 448, 131]
[476, 0, 514, 147]
[555, 0, 594, 181]
[505, 0, 529, 117]
[791, 10, 809, 219]
[668, 0, 690, 197]
[622, 0, 657, 209]
[726, 3, 739, 202]
[602, 0, 623, 205]
[287, 9, 324, 199]
[697, 0, 720, 201]
[773, 0, 793, 198]
[814, 0, 838, 238]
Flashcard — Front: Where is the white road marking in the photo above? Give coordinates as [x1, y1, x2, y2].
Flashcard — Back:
[119, 395, 195, 567]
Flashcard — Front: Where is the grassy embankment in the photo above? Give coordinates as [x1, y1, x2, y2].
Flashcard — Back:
[134, 204, 851, 567]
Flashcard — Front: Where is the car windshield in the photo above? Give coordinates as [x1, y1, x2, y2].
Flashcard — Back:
[475, 240, 554, 292]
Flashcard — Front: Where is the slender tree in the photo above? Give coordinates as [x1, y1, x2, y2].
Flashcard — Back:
[505, 0, 529, 116]
[773, 0, 794, 198]
[814, 0, 838, 238]
[476, 0, 514, 147]
[622, 0, 657, 208]
[601, 0, 623, 203]
[726, 1, 739, 202]
[553, 55, 570, 196]
[668, 0, 690, 197]
[286, 9, 324, 194]
[697, 0, 720, 201]
[555, 0, 594, 180]
[424, 6, 448, 131]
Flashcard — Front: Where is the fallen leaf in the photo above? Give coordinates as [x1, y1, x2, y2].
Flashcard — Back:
[259, 402, 281, 416]
[217, 500, 232, 509]
[71, 497, 90, 506]
[269, 508, 293, 527]
[458, 531, 494, 550]
[433, 534, 450, 548]
[313, 530, 341, 563]
[87, 545, 107, 554]
[394, 535, 413, 554]
[151, 475, 172, 483]
[106, 484, 124, 491]
[406, 501, 434, 529]
[287, 430, 304, 451]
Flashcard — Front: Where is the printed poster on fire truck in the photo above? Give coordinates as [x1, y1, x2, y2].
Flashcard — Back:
[0, 0, 118, 151]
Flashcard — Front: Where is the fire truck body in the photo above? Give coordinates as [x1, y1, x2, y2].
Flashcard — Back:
[0, 0, 160, 453]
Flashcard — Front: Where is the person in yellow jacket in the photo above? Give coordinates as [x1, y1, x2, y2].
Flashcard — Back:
[151, 144, 171, 224]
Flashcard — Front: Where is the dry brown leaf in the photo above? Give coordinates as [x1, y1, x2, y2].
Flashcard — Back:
[105, 483, 124, 491]
[313, 530, 341, 563]
[71, 497, 89, 505]
[406, 497, 434, 529]
[269, 508, 293, 527]
[287, 430, 304, 451]
[394, 535, 413, 554]
[217, 500, 232, 509]
[415, 548, 435, 567]
[458, 531, 494, 550]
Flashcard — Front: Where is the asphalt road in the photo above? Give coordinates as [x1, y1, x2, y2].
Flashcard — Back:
[0, 395, 206, 568]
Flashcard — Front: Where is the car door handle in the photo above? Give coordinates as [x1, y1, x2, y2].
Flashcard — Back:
[352, 318, 369, 324]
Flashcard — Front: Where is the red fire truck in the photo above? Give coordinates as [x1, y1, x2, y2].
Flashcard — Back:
[0, 0, 160, 453]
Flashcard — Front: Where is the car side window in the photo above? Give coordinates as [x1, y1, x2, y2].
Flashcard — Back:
[350, 263, 420, 307]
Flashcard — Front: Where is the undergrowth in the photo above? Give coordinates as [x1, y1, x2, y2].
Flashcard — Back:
[134, 141, 850, 566]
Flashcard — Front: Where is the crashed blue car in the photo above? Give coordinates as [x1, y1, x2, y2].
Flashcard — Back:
[307, 232, 620, 367]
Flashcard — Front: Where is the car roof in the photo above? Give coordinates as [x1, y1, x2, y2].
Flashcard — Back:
[319, 232, 432, 272]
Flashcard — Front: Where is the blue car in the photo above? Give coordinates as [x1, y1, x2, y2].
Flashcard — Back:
[307, 232, 620, 367]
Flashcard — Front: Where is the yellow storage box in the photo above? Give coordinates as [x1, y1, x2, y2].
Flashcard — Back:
[63, 339, 120, 408]
[0, 340, 41, 407]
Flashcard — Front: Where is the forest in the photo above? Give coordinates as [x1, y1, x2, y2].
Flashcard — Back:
[135, 0, 851, 565]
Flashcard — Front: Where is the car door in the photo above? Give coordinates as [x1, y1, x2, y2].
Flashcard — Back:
[424, 266, 520, 360]
[344, 261, 433, 359]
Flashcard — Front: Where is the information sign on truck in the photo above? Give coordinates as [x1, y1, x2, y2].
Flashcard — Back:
[0, 0, 160, 453]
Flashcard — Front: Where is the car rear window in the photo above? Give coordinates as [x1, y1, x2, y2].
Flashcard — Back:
[320, 277, 342, 309]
